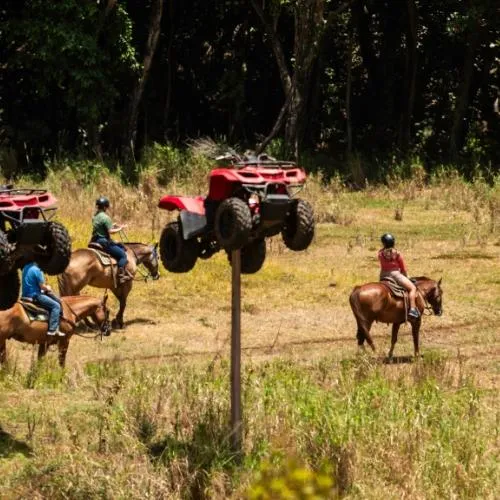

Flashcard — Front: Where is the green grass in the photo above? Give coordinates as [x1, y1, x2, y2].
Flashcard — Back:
[0, 165, 499, 498]
[0, 354, 498, 499]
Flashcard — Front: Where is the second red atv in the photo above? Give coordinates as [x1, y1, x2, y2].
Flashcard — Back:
[158, 152, 314, 274]
[0, 185, 72, 309]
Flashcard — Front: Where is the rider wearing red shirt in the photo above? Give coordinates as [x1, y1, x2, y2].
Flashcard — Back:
[379, 233, 420, 319]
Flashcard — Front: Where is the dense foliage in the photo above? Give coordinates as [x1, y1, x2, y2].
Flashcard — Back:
[1, 0, 499, 179]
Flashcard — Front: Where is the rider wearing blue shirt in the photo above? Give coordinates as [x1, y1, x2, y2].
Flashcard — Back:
[22, 262, 64, 337]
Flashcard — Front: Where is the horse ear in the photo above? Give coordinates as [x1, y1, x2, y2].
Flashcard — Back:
[154, 242, 158, 250]
[438, 278, 442, 286]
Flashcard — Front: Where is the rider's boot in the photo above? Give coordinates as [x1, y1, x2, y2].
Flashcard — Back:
[117, 267, 133, 284]
[408, 307, 420, 319]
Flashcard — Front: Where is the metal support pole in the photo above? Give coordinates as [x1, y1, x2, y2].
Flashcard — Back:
[230, 249, 242, 453]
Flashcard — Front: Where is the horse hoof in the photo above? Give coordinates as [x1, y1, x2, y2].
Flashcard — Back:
[111, 319, 124, 330]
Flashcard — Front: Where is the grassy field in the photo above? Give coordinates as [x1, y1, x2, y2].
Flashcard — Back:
[0, 168, 499, 498]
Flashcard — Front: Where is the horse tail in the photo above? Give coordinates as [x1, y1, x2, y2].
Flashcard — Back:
[349, 286, 362, 316]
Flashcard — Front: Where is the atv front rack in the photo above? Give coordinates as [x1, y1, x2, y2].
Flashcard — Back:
[222, 160, 298, 170]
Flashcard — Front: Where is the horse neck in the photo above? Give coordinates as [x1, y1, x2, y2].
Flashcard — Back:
[414, 277, 434, 297]
[124, 243, 150, 264]
[62, 296, 99, 320]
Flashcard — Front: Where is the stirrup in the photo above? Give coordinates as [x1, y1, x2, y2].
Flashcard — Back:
[408, 308, 420, 319]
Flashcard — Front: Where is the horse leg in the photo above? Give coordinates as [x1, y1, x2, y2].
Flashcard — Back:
[57, 338, 70, 368]
[388, 323, 401, 360]
[38, 342, 49, 361]
[356, 319, 375, 352]
[113, 285, 131, 330]
[363, 321, 376, 352]
[411, 318, 422, 358]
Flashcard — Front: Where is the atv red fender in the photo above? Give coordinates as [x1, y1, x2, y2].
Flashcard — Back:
[0, 189, 57, 212]
[208, 166, 306, 201]
[158, 195, 206, 215]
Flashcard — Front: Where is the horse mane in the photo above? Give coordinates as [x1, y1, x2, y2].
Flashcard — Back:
[62, 295, 101, 305]
[124, 242, 151, 247]
[413, 276, 433, 282]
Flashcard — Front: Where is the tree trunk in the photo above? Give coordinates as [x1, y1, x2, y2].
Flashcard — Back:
[398, 0, 418, 154]
[449, 14, 482, 161]
[122, 0, 163, 177]
[251, 0, 325, 159]
[163, 0, 175, 141]
[346, 23, 353, 156]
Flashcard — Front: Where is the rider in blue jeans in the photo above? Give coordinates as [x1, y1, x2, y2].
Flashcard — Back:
[91, 196, 132, 284]
[22, 261, 64, 336]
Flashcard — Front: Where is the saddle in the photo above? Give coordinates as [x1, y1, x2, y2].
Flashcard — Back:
[88, 242, 116, 267]
[380, 277, 406, 298]
[20, 298, 50, 322]
[87, 242, 132, 286]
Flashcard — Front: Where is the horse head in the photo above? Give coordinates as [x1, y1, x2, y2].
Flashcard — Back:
[419, 277, 443, 316]
[93, 294, 112, 336]
[145, 242, 160, 280]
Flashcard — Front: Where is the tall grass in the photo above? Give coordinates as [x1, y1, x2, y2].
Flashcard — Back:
[1, 151, 499, 498]
[0, 353, 497, 498]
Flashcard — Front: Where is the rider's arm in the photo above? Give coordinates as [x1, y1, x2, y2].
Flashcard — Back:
[397, 253, 408, 276]
[109, 223, 127, 234]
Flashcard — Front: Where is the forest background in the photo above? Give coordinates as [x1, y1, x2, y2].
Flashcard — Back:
[1, 0, 499, 182]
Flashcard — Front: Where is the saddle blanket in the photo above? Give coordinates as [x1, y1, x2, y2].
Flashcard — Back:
[20, 300, 49, 322]
[88, 244, 116, 267]
[380, 277, 406, 298]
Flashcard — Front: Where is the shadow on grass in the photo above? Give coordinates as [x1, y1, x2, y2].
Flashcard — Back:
[148, 420, 239, 498]
[382, 355, 416, 365]
[124, 318, 158, 327]
[0, 426, 33, 458]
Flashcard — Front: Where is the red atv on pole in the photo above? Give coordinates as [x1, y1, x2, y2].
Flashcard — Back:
[158, 152, 314, 274]
[0, 185, 72, 309]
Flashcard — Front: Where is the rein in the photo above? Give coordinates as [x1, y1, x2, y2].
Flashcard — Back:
[415, 285, 434, 316]
[62, 295, 110, 339]
[124, 241, 158, 282]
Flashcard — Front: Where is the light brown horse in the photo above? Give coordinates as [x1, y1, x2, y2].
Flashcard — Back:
[349, 276, 443, 359]
[0, 295, 111, 367]
[58, 242, 159, 329]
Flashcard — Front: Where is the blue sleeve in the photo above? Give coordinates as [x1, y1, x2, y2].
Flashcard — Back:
[35, 268, 45, 285]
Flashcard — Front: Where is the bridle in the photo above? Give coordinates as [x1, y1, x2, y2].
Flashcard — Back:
[126, 243, 160, 282]
[64, 294, 111, 339]
[416, 282, 440, 316]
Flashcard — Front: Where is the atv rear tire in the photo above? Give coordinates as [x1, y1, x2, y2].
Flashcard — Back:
[36, 221, 72, 275]
[0, 229, 13, 274]
[160, 221, 199, 273]
[215, 198, 252, 251]
[228, 239, 266, 274]
[0, 270, 20, 310]
[282, 199, 314, 251]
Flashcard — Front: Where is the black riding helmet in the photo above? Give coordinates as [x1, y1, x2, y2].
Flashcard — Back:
[381, 233, 395, 248]
[96, 196, 110, 209]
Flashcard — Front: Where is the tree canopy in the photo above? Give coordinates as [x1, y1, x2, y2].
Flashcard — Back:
[1, 0, 499, 179]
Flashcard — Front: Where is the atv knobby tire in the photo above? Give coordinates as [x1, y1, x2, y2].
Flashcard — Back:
[228, 239, 266, 274]
[160, 221, 199, 273]
[0, 270, 20, 310]
[37, 221, 72, 275]
[0, 230, 13, 274]
[282, 199, 314, 251]
[215, 198, 252, 251]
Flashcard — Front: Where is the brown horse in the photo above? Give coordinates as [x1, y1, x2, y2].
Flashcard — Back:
[349, 276, 443, 359]
[0, 295, 111, 367]
[58, 242, 160, 329]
